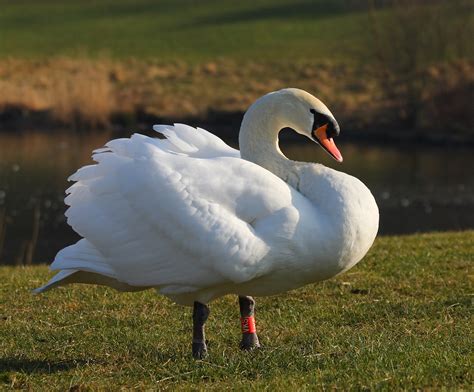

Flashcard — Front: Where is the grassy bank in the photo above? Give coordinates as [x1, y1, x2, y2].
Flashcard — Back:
[0, 231, 472, 390]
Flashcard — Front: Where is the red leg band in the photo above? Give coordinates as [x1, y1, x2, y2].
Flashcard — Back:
[241, 316, 256, 334]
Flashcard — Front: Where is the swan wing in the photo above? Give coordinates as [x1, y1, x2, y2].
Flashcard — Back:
[52, 124, 296, 294]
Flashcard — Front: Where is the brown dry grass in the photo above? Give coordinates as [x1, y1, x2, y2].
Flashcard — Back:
[0, 58, 115, 128]
[0, 57, 472, 135]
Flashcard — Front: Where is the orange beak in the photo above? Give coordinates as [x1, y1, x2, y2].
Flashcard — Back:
[313, 124, 343, 163]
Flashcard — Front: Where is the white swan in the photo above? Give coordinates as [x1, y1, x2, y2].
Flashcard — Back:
[35, 88, 379, 358]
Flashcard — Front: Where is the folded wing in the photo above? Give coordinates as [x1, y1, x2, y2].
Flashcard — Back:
[50, 124, 297, 296]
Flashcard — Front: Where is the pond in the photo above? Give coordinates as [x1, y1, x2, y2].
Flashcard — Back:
[0, 130, 473, 265]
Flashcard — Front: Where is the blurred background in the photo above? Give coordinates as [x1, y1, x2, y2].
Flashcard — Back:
[0, 0, 472, 265]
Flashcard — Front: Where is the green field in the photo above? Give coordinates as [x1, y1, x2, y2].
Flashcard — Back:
[0, 0, 370, 62]
[1, 231, 472, 390]
[2, 0, 469, 64]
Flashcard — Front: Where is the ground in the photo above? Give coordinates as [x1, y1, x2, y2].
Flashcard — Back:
[0, 231, 472, 390]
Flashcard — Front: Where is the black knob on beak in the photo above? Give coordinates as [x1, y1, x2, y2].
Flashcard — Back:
[326, 119, 340, 139]
[311, 109, 340, 139]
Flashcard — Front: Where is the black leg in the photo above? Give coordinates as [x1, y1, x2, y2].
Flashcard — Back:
[239, 296, 261, 350]
[192, 301, 210, 359]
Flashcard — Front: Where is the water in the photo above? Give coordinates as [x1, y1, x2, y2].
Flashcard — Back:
[0, 130, 473, 265]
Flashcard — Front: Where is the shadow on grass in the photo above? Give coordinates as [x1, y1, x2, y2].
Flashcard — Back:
[180, 0, 359, 28]
[0, 358, 95, 374]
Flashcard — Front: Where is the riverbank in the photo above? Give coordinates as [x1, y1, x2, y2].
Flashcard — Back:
[0, 231, 472, 389]
[1, 58, 473, 144]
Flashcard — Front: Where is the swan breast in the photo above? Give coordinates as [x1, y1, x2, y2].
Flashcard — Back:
[297, 164, 379, 276]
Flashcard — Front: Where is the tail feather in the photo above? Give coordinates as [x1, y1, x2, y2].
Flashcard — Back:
[33, 269, 78, 293]
[33, 269, 148, 293]
[50, 238, 115, 277]
[33, 239, 131, 293]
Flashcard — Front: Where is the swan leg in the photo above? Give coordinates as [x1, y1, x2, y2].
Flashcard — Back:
[239, 296, 261, 350]
[192, 301, 210, 359]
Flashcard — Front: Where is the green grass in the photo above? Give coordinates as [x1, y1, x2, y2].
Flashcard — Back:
[0, 0, 369, 62]
[0, 231, 473, 390]
[2, 0, 470, 66]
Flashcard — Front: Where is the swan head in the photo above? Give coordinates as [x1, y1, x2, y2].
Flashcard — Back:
[239, 88, 343, 174]
[271, 88, 343, 162]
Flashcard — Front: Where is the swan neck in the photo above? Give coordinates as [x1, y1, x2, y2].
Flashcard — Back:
[239, 98, 293, 181]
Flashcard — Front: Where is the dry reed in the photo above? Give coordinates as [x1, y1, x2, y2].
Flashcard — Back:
[0, 57, 472, 134]
[0, 58, 115, 128]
